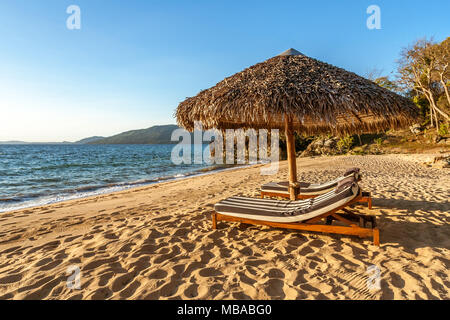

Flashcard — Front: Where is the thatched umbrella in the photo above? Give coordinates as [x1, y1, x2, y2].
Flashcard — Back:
[176, 48, 418, 199]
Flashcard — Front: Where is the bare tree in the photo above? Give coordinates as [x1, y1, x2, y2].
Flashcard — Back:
[365, 68, 399, 92]
[365, 68, 384, 82]
[397, 38, 449, 130]
[430, 37, 450, 108]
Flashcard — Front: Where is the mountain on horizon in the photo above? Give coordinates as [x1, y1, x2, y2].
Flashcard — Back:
[75, 136, 105, 144]
[87, 124, 180, 144]
[0, 141, 28, 144]
[0, 141, 72, 145]
[0, 125, 183, 145]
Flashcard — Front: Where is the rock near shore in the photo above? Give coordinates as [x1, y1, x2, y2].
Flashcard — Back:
[300, 137, 339, 157]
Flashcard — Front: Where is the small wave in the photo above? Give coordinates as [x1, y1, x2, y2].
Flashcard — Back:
[27, 177, 63, 183]
[0, 162, 249, 213]
[0, 198, 22, 203]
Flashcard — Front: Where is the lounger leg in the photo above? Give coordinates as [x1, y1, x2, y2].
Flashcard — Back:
[212, 213, 217, 230]
[368, 197, 372, 210]
[373, 228, 380, 246]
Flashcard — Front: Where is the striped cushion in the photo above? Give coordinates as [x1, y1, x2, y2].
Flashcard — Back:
[215, 182, 360, 223]
[261, 171, 361, 195]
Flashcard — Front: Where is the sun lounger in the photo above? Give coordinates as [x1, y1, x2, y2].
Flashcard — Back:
[260, 168, 372, 208]
[213, 178, 379, 245]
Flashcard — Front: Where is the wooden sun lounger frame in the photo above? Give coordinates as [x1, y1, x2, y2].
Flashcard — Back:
[260, 190, 372, 209]
[212, 191, 380, 246]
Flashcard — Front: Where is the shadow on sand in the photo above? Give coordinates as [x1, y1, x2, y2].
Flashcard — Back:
[369, 197, 449, 252]
[212, 195, 449, 253]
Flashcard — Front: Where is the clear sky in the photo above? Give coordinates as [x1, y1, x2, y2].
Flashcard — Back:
[0, 0, 448, 142]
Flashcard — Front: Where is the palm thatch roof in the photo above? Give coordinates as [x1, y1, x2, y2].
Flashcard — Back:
[176, 48, 418, 135]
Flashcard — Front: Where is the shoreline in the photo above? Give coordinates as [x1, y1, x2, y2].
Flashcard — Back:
[1, 152, 444, 216]
[0, 162, 261, 215]
[0, 163, 258, 214]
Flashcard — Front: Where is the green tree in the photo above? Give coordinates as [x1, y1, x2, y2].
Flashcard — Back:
[365, 68, 399, 92]
[396, 38, 450, 131]
[373, 76, 399, 92]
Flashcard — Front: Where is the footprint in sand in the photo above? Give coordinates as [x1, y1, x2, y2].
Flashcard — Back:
[148, 269, 168, 279]
[90, 287, 113, 300]
[119, 280, 141, 298]
[0, 273, 22, 284]
[263, 278, 285, 299]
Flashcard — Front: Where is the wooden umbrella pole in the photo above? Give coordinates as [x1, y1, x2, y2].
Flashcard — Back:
[284, 116, 298, 200]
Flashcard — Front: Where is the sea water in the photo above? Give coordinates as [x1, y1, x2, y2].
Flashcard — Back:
[0, 144, 217, 212]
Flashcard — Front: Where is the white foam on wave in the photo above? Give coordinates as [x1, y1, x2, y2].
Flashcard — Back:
[0, 184, 136, 213]
[0, 165, 250, 213]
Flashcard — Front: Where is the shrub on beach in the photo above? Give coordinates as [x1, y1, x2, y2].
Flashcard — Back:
[337, 135, 354, 153]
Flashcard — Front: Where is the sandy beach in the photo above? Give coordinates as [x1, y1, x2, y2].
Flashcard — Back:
[0, 154, 448, 300]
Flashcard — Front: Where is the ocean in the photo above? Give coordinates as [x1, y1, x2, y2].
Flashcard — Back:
[0, 144, 218, 213]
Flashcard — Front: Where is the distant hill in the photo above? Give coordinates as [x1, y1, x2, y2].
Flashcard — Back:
[1, 124, 185, 145]
[75, 136, 105, 144]
[0, 141, 28, 144]
[0, 141, 72, 145]
[88, 125, 180, 144]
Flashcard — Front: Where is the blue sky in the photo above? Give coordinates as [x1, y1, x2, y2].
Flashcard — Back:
[0, 0, 448, 141]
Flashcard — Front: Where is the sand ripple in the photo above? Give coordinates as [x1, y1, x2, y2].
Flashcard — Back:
[0, 154, 448, 299]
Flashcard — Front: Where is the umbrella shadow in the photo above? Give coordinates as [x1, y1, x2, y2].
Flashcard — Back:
[370, 197, 450, 252]
[373, 197, 450, 215]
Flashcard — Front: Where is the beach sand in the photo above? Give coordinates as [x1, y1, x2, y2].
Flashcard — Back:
[0, 154, 448, 300]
